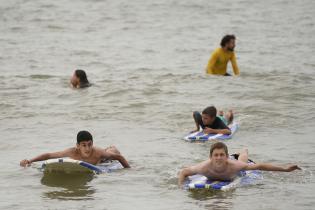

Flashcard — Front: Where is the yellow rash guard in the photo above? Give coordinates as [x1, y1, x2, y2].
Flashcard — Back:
[206, 48, 240, 75]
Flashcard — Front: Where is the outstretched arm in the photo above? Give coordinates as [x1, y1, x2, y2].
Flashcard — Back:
[178, 167, 196, 186]
[244, 163, 301, 172]
[102, 151, 130, 168]
[20, 149, 71, 167]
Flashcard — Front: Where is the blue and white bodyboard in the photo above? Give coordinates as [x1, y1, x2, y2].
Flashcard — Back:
[184, 123, 239, 142]
[41, 158, 123, 174]
[184, 157, 262, 191]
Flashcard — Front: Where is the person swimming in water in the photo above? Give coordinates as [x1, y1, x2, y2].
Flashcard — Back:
[192, 106, 231, 134]
[206, 34, 240, 76]
[20, 131, 130, 168]
[70, 69, 91, 88]
[178, 142, 301, 186]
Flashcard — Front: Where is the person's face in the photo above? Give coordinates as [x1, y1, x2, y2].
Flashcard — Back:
[202, 114, 215, 126]
[76, 140, 93, 158]
[210, 148, 228, 166]
[226, 39, 236, 51]
[70, 73, 80, 88]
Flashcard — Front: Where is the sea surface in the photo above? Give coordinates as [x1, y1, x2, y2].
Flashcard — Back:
[0, 0, 315, 209]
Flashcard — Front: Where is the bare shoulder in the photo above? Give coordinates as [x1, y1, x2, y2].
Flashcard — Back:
[93, 146, 104, 152]
[228, 159, 247, 170]
[92, 146, 112, 159]
[91, 146, 105, 156]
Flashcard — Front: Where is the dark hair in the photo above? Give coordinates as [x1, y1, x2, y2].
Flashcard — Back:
[210, 142, 228, 157]
[202, 106, 217, 118]
[75, 69, 90, 88]
[220, 35, 236, 47]
[77, 130, 93, 144]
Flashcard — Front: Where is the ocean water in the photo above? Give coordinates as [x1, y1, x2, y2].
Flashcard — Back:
[0, 0, 314, 209]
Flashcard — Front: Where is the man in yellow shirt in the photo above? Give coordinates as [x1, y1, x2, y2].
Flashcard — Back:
[206, 35, 240, 76]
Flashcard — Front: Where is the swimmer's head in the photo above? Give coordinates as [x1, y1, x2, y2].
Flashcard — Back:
[210, 142, 228, 157]
[77, 130, 93, 144]
[76, 130, 93, 158]
[71, 69, 90, 88]
[209, 142, 229, 164]
[202, 106, 217, 125]
[220, 35, 236, 51]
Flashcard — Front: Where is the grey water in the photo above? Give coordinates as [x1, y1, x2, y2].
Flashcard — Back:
[0, 0, 315, 209]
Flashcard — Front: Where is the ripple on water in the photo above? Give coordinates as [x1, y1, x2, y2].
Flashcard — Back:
[1, 0, 315, 209]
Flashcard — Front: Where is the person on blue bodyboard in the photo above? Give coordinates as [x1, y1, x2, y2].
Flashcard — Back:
[178, 142, 300, 186]
[20, 131, 130, 168]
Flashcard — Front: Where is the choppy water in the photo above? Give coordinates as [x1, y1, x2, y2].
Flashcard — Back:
[1, 0, 315, 209]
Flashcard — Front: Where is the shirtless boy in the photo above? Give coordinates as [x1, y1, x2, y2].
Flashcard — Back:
[178, 142, 300, 186]
[20, 130, 130, 168]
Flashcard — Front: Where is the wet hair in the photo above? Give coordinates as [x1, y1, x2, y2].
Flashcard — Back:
[202, 106, 217, 118]
[75, 69, 90, 88]
[210, 142, 228, 157]
[220, 35, 236, 47]
[77, 130, 93, 144]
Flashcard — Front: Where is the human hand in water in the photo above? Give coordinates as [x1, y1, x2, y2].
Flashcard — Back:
[285, 165, 301, 172]
[20, 159, 31, 167]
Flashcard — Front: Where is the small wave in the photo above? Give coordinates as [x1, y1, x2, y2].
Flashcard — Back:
[29, 74, 55, 79]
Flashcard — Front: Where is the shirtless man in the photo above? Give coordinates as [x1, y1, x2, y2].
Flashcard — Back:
[178, 142, 300, 186]
[20, 130, 130, 168]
